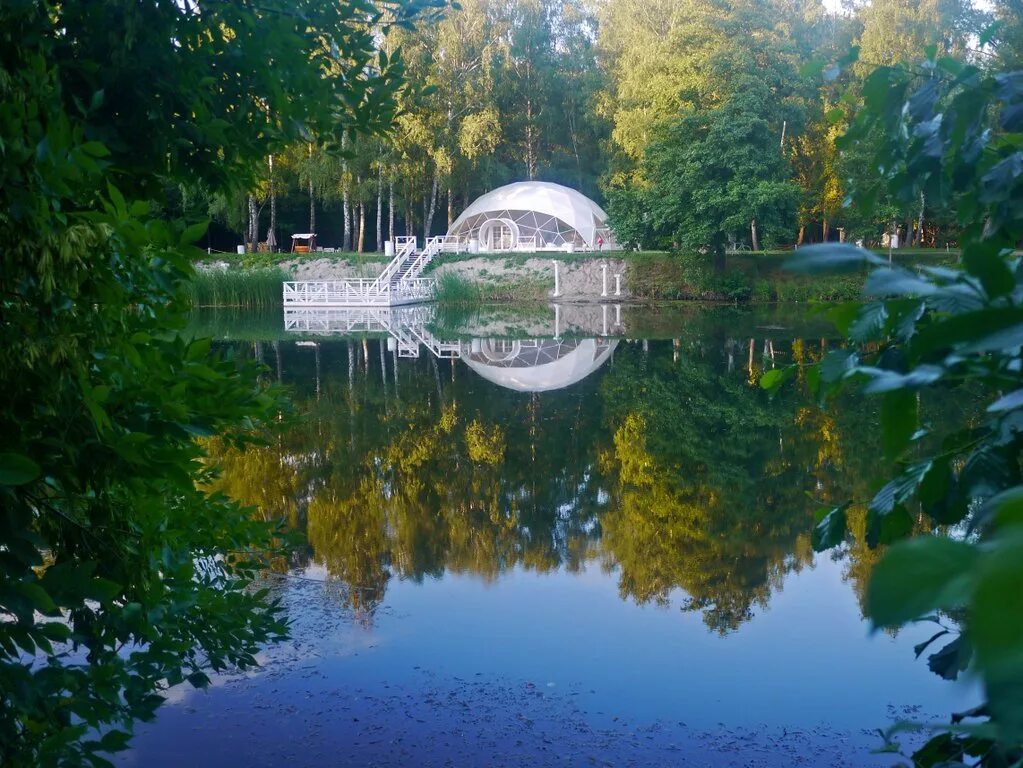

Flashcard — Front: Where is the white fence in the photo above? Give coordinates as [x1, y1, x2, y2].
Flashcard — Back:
[283, 277, 436, 307]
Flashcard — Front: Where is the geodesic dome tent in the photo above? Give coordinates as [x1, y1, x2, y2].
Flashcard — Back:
[447, 182, 615, 252]
[460, 338, 619, 392]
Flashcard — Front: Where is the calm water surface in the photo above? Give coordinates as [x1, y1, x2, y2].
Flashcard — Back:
[122, 304, 978, 767]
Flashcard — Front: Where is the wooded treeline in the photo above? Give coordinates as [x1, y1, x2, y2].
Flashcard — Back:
[212, 0, 1020, 255]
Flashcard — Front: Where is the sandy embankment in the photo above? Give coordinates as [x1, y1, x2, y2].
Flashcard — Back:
[274, 255, 633, 301]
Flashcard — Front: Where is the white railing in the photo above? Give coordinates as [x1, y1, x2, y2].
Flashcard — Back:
[283, 232, 466, 308]
[371, 237, 418, 291]
[282, 305, 456, 360]
[406, 322, 461, 359]
[431, 235, 467, 253]
[401, 237, 444, 282]
[283, 279, 390, 307]
[515, 235, 539, 252]
[283, 277, 437, 308]
[392, 278, 437, 303]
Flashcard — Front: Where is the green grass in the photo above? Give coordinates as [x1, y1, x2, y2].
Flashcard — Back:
[434, 272, 549, 305]
[186, 267, 288, 309]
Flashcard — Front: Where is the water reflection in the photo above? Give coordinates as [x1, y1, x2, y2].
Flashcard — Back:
[204, 308, 965, 636]
[283, 306, 619, 392]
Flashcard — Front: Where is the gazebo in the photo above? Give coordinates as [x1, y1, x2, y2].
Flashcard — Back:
[291, 233, 316, 253]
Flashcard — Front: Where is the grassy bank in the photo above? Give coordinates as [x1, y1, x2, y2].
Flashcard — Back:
[186, 267, 287, 309]
[434, 272, 549, 304]
[621, 249, 958, 302]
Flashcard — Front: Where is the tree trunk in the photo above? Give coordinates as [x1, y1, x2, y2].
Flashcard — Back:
[377, 164, 384, 252]
[424, 170, 439, 242]
[342, 134, 351, 251]
[525, 95, 537, 180]
[796, 224, 805, 246]
[357, 199, 366, 253]
[247, 194, 258, 251]
[916, 192, 925, 247]
[750, 218, 760, 252]
[308, 178, 315, 235]
[822, 219, 829, 242]
[447, 186, 454, 229]
[268, 155, 277, 252]
[308, 144, 316, 235]
[388, 174, 395, 244]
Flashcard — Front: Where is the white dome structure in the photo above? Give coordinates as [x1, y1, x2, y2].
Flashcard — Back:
[448, 182, 616, 252]
[460, 338, 618, 392]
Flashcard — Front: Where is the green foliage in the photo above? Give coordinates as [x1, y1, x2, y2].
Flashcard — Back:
[607, 48, 802, 257]
[0, 0, 442, 764]
[770, 53, 1023, 762]
[186, 268, 289, 309]
[433, 271, 548, 304]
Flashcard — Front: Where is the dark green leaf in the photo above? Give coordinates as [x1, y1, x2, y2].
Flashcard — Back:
[866, 503, 914, 547]
[812, 504, 849, 551]
[849, 302, 888, 342]
[864, 268, 937, 298]
[914, 629, 950, 659]
[961, 248, 1014, 299]
[186, 671, 211, 689]
[0, 452, 42, 486]
[83, 578, 122, 605]
[927, 635, 972, 681]
[785, 244, 885, 274]
[180, 221, 209, 246]
[819, 349, 858, 383]
[759, 366, 793, 391]
[867, 537, 979, 628]
[881, 389, 917, 463]
[988, 389, 1023, 413]
[972, 532, 1023, 737]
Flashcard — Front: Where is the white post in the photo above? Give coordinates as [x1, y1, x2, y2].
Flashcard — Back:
[601, 264, 608, 298]
[614, 273, 622, 296]
[615, 303, 622, 327]
[602, 304, 608, 337]
[552, 260, 561, 298]
[554, 303, 561, 339]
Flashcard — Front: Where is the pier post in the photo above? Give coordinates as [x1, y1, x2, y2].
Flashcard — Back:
[552, 260, 562, 298]
[601, 264, 608, 297]
[614, 273, 622, 296]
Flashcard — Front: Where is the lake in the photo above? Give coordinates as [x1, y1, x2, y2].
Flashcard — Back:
[120, 303, 978, 767]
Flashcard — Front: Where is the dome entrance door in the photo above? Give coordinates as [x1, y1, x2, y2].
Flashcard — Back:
[479, 218, 519, 251]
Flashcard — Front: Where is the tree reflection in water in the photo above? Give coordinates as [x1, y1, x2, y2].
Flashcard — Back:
[203, 330, 960, 629]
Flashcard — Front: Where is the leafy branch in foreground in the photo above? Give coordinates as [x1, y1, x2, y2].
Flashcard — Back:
[765, 53, 1023, 765]
[0, 0, 444, 764]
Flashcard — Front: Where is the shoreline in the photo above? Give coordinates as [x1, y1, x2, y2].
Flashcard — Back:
[193, 248, 957, 307]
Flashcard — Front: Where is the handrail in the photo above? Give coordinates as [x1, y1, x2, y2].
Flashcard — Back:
[370, 237, 418, 291]
[283, 277, 436, 307]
